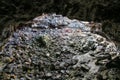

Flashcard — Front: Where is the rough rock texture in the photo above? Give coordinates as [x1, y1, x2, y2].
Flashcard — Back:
[0, 0, 120, 49]
[32, 13, 90, 32]
[0, 14, 119, 80]
[102, 21, 120, 49]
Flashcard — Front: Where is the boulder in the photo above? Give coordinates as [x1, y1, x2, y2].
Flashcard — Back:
[0, 14, 119, 80]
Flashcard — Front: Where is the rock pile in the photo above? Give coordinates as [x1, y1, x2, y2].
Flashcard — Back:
[0, 14, 119, 80]
[32, 13, 90, 32]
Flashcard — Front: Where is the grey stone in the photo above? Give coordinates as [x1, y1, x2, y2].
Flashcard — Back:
[0, 13, 119, 80]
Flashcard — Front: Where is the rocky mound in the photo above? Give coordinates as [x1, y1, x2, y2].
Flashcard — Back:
[0, 14, 119, 80]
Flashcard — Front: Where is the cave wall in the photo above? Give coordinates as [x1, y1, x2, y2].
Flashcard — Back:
[1, 0, 120, 21]
[0, 0, 120, 43]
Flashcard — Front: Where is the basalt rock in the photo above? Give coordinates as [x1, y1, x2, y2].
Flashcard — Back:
[0, 14, 119, 80]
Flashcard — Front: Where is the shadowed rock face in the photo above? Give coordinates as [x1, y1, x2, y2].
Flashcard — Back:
[0, 14, 119, 80]
[0, 0, 120, 46]
[102, 21, 120, 49]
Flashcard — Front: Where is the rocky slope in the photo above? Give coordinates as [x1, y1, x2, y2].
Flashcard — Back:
[0, 14, 119, 80]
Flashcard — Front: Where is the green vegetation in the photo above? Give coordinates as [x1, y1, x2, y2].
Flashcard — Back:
[36, 36, 47, 47]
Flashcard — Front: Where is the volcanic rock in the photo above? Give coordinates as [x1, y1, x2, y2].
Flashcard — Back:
[0, 14, 119, 80]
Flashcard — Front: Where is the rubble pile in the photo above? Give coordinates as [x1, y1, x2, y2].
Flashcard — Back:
[0, 14, 119, 80]
[32, 13, 90, 32]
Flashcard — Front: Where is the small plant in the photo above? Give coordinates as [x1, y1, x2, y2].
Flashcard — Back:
[36, 36, 47, 47]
